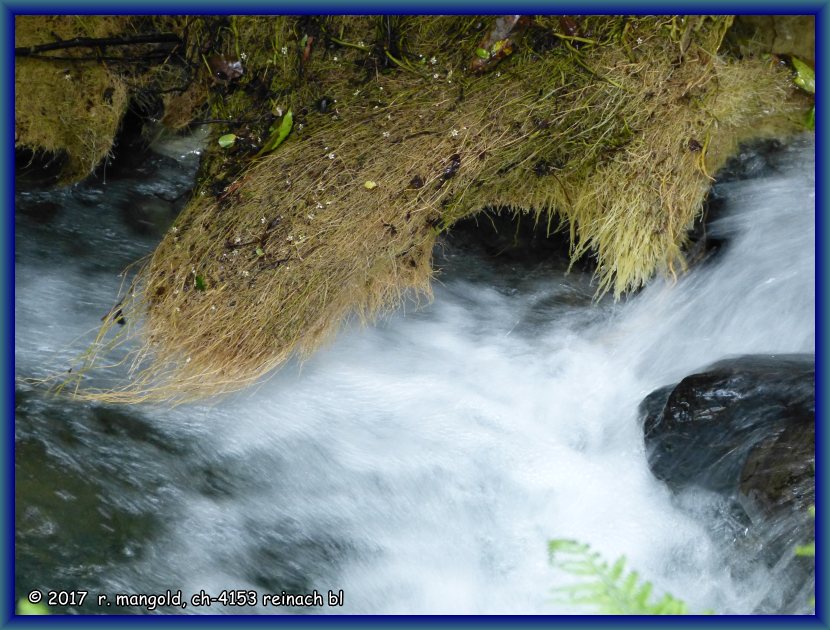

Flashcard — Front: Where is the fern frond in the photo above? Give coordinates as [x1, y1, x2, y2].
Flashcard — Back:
[548, 538, 695, 615]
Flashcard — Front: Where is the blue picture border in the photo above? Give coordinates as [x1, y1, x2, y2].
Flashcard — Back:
[2, 1, 826, 627]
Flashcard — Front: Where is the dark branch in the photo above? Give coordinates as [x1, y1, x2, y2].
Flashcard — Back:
[15, 33, 181, 57]
[18, 52, 175, 63]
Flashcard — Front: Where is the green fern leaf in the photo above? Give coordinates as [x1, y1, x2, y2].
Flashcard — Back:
[549, 538, 696, 615]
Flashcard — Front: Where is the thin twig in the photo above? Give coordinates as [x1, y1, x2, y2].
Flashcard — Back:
[15, 33, 181, 56]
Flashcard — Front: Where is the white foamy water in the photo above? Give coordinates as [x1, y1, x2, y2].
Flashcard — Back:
[15, 135, 814, 614]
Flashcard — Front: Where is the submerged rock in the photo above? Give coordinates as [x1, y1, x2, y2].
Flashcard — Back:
[739, 416, 815, 545]
[641, 354, 814, 495]
[640, 354, 815, 612]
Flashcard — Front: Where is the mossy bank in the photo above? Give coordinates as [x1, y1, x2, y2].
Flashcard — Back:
[14, 15, 813, 403]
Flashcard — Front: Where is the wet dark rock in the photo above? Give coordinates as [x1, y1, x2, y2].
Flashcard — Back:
[684, 191, 728, 266]
[640, 354, 815, 613]
[739, 413, 815, 614]
[641, 354, 814, 495]
[120, 196, 176, 236]
[17, 200, 62, 224]
[740, 417, 815, 518]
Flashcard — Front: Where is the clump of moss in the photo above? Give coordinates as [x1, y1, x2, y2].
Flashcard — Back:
[56, 15, 808, 403]
[15, 16, 132, 182]
[14, 15, 215, 182]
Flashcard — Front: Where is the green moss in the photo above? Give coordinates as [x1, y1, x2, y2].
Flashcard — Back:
[49, 15, 809, 403]
[14, 16, 132, 182]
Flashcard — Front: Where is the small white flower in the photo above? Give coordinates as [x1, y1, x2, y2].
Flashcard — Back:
[260, 217, 266, 224]
[275, 106, 284, 117]
[175, 307, 181, 312]
[450, 129, 459, 137]
[171, 227, 178, 233]
[325, 201, 333, 205]
[211, 305, 217, 311]
[281, 46, 288, 55]
[297, 123, 304, 131]
[240, 52, 248, 60]
[64, 73, 72, 81]
[333, 56, 339, 61]
[433, 73, 440, 79]
[353, 89, 360, 96]
[308, 213, 316, 220]
[382, 131, 390, 138]
[430, 56, 437, 65]
[386, 113, 392, 120]
[496, 71, 501, 77]
[379, 86, 384, 91]
[316, 202, 323, 209]
[185, 356, 190, 363]
[327, 152, 336, 160]
[234, 236, 241, 243]
[637, 37, 643, 45]
[242, 270, 249, 277]
[287, 235, 294, 242]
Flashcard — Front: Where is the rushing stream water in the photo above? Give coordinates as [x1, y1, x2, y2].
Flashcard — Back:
[14, 133, 814, 615]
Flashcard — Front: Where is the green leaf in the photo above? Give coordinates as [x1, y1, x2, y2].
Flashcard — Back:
[548, 538, 695, 615]
[609, 556, 625, 581]
[218, 133, 237, 148]
[17, 599, 50, 615]
[795, 542, 815, 557]
[791, 57, 815, 94]
[257, 110, 293, 156]
[475, 47, 490, 59]
[806, 106, 815, 130]
[194, 275, 206, 291]
[549, 539, 588, 555]
[255, 247, 264, 257]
